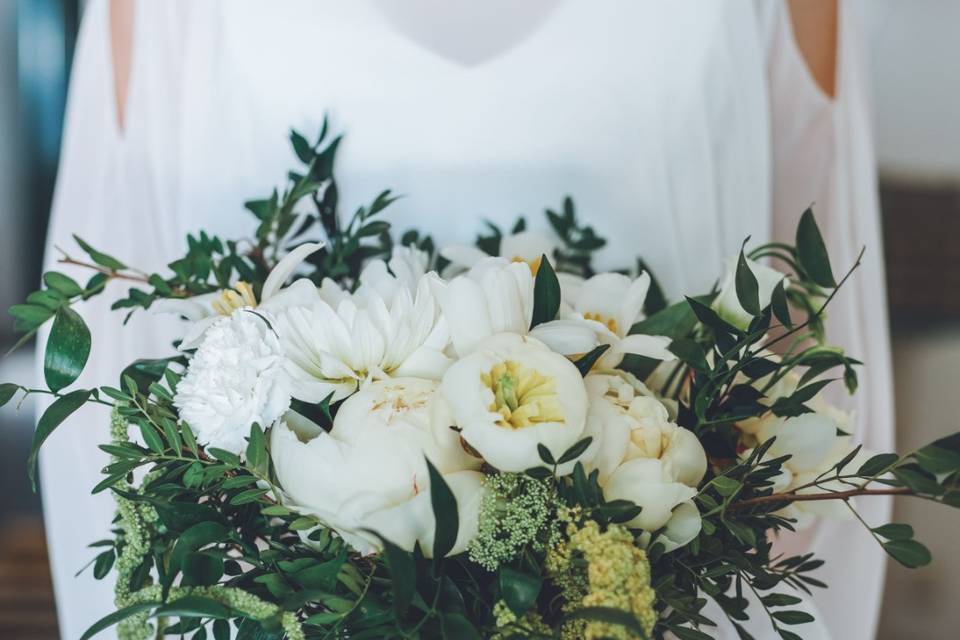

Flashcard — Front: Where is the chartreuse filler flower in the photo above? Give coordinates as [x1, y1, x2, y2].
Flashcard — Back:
[5, 124, 960, 639]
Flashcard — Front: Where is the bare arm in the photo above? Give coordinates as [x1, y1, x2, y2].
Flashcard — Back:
[109, 0, 134, 130]
[787, 0, 839, 97]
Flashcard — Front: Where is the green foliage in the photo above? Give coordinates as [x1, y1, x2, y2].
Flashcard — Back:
[530, 255, 561, 328]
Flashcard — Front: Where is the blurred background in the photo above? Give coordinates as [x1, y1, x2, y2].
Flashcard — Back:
[0, 1, 957, 638]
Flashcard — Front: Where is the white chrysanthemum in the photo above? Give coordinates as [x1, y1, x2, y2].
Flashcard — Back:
[358, 246, 430, 303]
[272, 273, 451, 403]
[270, 380, 483, 556]
[174, 310, 291, 454]
[559, 271, 675, 369]
[439, 333, 590, 473]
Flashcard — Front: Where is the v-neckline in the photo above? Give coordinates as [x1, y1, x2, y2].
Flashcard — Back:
[358, 0, 571, 72]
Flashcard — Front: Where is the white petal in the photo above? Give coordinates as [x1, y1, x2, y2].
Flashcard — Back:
[437, 276, 494, 356]
[261, 242, 323, 302]
[618, 334, 676, 361]
[530, 319, 598, 355]
[617, 272, 651, 337]
[440, 244, 490, 268]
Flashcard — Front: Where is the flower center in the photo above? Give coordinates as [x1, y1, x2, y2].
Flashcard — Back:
[482, 360, 565, 429]
[510, 255, 543, 276]
[583, 311, 618, 334]
[212, 281, 258, 316]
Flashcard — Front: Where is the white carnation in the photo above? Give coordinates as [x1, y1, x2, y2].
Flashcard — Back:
[174, 310, 291, 454]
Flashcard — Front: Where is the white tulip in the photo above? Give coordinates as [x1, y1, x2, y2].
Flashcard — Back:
[270, 380, 483, 557]
[560, 272, 675, 369]
[440, 230, 556, 275]
[757, 413, 838, 473]
[434, 258, 597, 357]
[154, 242, 325, 350]
[712, 256, 789, 330]
[603, 457, 700, 536]
[585, 372, 706, 487]
[271, 273, 451, 403]
[440, 333, 590, 473]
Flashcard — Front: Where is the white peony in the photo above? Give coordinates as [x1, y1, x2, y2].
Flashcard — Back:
[272, 272, 451, 403]
[270, 379, 483, 556]
[559, 272, 675, 369]
[602, 457, 702, 552]
[439, 333, 590, 473]
[435, 257, 597, 357]
[584, 372, 707, 487]
[712, 256, 789, 330]
[440, 230, 556, 275]
[174, 310, 291, 455]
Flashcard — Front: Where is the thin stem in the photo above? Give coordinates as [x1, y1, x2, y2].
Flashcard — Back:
[57, 256, 151, 284]
[732, 487, 910, 510]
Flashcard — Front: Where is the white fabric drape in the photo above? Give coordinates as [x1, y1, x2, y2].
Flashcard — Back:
[39, 2, 891, 638]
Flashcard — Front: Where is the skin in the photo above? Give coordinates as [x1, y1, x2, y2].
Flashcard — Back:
[107, 0, 839, 129]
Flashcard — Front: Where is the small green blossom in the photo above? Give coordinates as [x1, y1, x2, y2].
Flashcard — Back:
[468, 473, 555, 571]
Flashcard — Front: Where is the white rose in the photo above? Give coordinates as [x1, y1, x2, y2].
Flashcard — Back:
[712, 256, 789, 330]
[585, 373, 707, 487]
[174, 310, 291, 455]
[270, 379, 483, 556]
[603, 457, 702, 552]
[440, 333, 589, 473]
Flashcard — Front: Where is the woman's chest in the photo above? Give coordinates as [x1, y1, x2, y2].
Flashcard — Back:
[166, 0, 772, 294]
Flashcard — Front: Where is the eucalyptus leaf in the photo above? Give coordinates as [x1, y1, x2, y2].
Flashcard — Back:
[44, 306, 91, 392]
[28, 389, 91, 488]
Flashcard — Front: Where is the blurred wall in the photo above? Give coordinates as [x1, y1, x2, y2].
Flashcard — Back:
[861, 2, 960, 638]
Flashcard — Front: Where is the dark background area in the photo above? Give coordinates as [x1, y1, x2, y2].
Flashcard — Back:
[0, 1, 957, 638]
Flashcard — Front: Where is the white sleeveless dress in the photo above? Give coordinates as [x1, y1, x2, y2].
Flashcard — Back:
[39, 1, 893, 638]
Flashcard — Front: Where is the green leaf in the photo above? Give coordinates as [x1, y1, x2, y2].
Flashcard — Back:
[73, 234, 127, 270]
[43, 306, 91, 392]
[770, 280, 792, 329]
[772, 610, 815, 625]
[427, 458, 459, 561]
[441, 613, 482, 640]
[378, 535, 415, 617]
[631, 299, 697, 341]
[530, 255, 561, 328]
[181, 553, 224, 587]
[857, 453, 899, 476]
[290, 129, 313, 163]
[182, 422, 199, 457]
[499, 567, 542, 616]
[537, 443, 556, 466]
[872, 523, 914, 541]
[92, 549, 115, 579]
[735, 249, 761, 316]
[0, 383, 18, 407]
[230, 488, 270, 505]
[79, 602, 160, 640]
[574, 344, 610, 376]
[915, 445, 960, 474]
[153, 595, 232, 620]
[795, 208, 836, 288]
[9, 303, 54, 332]
[207, 448, 240, 467]
[883, 539, 932, 568]
[28, 389, 91, 488]
[139, 422, 165, 455]
[669, 338, 709, 373]
[43, 272, 84, 298]
[246, 423, 267, 472]
[558, 437, 594, 465]
[761, 593, 803, 608]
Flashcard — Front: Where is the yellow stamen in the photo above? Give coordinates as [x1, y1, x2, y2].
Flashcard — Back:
[481, 360, 564, 429]
[212, 281, 258, 316]
[583, 311, 618, 334]
[511, 255, 543, 276]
